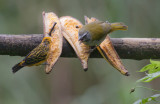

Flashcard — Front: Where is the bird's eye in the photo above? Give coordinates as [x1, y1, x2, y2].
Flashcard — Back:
[76, 25, 79, 28]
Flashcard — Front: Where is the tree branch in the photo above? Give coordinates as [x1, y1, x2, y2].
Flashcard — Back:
[0, 34, 159, 60]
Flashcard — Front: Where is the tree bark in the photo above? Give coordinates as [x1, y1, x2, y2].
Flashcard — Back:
[0, 34, 159, 60]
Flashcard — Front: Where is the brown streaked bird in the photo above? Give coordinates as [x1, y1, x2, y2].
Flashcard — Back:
[12, 22, 57, 73]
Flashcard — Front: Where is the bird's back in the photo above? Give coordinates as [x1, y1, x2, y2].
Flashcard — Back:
[85, 21, 110, 45]
[22, 40, 50, 66]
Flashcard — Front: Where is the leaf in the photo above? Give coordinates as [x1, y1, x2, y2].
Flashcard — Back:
[139, 60, 160, 73]
[148, 65, 160, 74]
[139, 64, 154, 72]
[137, 71, 160, 82]
[133, 94, 160, 104]
[150, 59, 160, 65]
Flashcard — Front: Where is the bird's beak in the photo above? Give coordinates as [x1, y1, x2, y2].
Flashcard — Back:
[78, 36, 83, 44]
[78, 32, 88, 41]
[78, 36, 83, 41]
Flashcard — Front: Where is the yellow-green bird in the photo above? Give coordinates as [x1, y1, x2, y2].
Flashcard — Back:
[12, 22, 57, 73]
[78, 21, 128, 46]
[12, 37, 52, 73]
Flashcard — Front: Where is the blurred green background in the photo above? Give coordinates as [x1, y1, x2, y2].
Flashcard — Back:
[0, 0, 160, 104]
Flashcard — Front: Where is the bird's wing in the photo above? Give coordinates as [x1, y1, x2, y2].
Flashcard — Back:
[22, 43, 49, 66]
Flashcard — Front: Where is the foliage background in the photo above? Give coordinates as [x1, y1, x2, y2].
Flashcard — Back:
[0, 0, 159, 104]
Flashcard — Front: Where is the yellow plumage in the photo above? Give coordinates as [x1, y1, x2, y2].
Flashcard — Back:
[12, 37, 52, 73]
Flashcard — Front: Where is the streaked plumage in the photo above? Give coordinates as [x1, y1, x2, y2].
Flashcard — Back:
[12, 37, 52, 73]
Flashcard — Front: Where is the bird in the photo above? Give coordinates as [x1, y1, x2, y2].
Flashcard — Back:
[12, 37, 52, 73]
[12, 22, 57, 73]
[78, 21, 128, 47]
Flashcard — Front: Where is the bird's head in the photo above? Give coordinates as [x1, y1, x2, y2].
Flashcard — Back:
[78, 31, 91, 43]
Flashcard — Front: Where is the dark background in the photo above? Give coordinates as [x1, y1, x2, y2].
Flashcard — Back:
[0, 0, 159, 104]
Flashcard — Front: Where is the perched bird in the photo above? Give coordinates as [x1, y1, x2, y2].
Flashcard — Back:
[78, 21, 128, 47]
[12, 22, 57, 73]
[12, 37, 52, 73]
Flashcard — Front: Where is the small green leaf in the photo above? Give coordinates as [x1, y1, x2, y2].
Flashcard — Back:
[133, 94, 160, 104]
[137, 71, 160, 82]
[137, 75, 149, 82]
[148, 65, 160, 74]
[150, 59, 160, 65]
[139, 64, 153, 72]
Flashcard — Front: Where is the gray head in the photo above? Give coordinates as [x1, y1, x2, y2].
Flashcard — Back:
[78, 31, 91, 42]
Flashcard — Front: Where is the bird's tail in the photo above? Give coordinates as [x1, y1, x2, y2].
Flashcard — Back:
[110, 22, 128, 32]
[12, 62, 24, 73]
